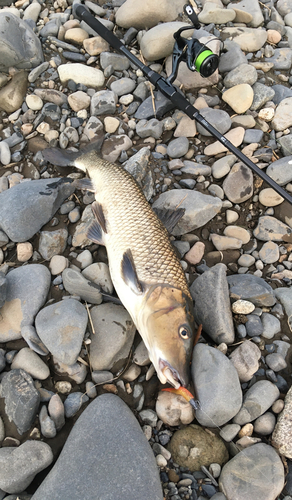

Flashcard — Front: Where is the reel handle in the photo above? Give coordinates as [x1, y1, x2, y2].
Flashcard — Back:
[184, 3, 201, 29]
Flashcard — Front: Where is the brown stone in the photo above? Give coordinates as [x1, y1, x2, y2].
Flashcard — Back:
[0, 71, 28, 113]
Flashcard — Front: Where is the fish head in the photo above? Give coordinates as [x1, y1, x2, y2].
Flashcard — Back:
[140, 285, 195, 388]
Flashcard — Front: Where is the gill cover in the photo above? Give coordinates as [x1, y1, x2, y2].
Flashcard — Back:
[141, 285, 195, 387]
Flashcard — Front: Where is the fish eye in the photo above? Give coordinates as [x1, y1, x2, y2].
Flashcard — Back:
[179, 326, 190, 340]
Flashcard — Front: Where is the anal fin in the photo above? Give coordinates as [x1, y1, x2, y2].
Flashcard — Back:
[121, 249, 143, 295]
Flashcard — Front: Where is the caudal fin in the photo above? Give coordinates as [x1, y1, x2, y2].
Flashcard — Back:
[42, 135, 104, 171]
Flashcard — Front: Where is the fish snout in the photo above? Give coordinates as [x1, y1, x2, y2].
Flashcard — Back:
[159, 359, 189, 389]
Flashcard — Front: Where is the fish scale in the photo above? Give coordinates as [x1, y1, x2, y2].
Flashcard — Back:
[79, 151, 191, 297]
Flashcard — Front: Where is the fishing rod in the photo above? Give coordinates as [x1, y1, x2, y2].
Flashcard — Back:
[73, 2, 292, 206]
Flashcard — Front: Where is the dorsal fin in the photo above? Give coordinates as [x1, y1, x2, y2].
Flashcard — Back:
[121, 249, 143, 295]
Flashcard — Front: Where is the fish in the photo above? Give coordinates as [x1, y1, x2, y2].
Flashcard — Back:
[43, 148, 195, 388]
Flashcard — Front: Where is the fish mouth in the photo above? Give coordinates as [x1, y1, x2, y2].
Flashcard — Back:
[159, 359, 182, 389]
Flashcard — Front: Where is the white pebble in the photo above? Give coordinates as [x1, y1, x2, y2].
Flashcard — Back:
[76, 249, 93, 269]
[232, 299, 255, 314]
[17, 242, 33, 262]
[50, 255, 69, 275]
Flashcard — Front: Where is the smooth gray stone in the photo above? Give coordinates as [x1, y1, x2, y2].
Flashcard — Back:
[21, 325, 49, 356]
[196, 108, 232, 137]
[243, 129, 264, 143]
[250, 82, 275, 110]
[219, 40, 247, 73]
[167, 137, 189, 158]
[262, 313, 281, 339]
[89, 303, 136, 371]
[219, 444, 284, 500]
[190, 264, 235, 344]
[39, 19, 60, 38]
[31, 394, 163, 500]
[253, 216, 292, 242]
[152, 189, 222, 236]
[35, 299, 88, 366]
[192, 344, 242, 427]
[278, 134, 292, 156]
[222, 163, 253, 203]
[181, 162, 211, 176]
[266, 353, 287, 371]
[100, 52, 130, 71]
[135, 91, 175, 120]
[62, 268, 103, 304]
[245, 314, 264, 337]
[123, 147, 154, 201]
[267, 48, 292, 70]
[136, 119, 163, 140]
[0, 265, 51, 342]
[274, 287, 292, 332]
[272, 84, 292, 104]
[64, 392, 89, 418]
[229, 341, 261, 382]
[266, 155, 292, 185]
[223, 63, 258, 88]
[0, 441, 53, 494]
[0, 178, 74, 242]
[227, 274, 276, 307]
[0, 12, 43, 71]
[0, 369, 40, 435]
[39, 405, 56, 439]
[233, 380, 280, 425]
[110, 77, 136, 96]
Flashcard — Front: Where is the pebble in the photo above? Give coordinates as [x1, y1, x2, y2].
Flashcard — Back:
[16, 242, 33, 262]
[231, 300, 255, 315]
[156, 391, 194, 427]
[233, 380, 280, 425]
[192, 343, 242, 427]
[58, 64, 105, 88]
[49, 255, 68, 275]
[222, 84, 254, 114]
[262, 313, 281, 339]
[223, 163, 253, 203]
[227, 274, 276, 307]
[62, 268, 102, 304]
[273, 385, 292, 458]
[35, 299, 88, 366]
[11, 348, 49, 380]
[254, 412, 276, 435]
[266, 353, 287, 371]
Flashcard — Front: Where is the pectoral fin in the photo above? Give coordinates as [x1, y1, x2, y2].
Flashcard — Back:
[86, 201, 107, 245]
[74, 178, 95, 192]
[153, 207, 185, 233]
[121, 249, 143, 295]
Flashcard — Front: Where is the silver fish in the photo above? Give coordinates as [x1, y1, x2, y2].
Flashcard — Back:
[45, 148, 195, 388]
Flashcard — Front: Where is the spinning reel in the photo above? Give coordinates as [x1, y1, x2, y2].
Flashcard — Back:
[167, 3, 219, 83]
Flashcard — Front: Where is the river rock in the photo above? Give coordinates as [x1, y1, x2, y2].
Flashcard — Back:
[0, 70, 28, 114]
[266, 155, 292, 186]
[0, 441, 53, 494]
[267, 48, 292, 70]
[0, 178, 74, 242]
[227, 274, 276, 307]
[229, 341, 261, 382]
[35, 299, 88, 366]
[0, 264, 50, 342]
[190, 264, 234, 344]
[259, 188, 284, 206]
[31, 394, 163, 500]
[152, 190, 222, 236]
[62, 268, 103, 304]
[253, 216, 292, 241]
[192, 344, 242, 427]
[223, 63, 258, 88]
[250, 82, 275, 110]
[82, 262, 113, 294]
[38, 228, 68, 260]
[58, 64, 105, 89]
[0, 12, 43, 72]
[274, 287, 292, 332]
[123, 147, 154, 201]
[115, 0, 185, 29]
[198, 2, 236, 24]
[221, 27, 267, 52]
[272, 385, 292, 458]
[196, 108, 231, 137]
[222, 84, 254, 114]
[223, 163, 253, 203]
[168, 424, 228, 471]
[140, 22, 193, 61]
[219, 444, 284, 500]
[204, 127, 245, 156]
[0, 369, 40, 435]
[89, 303, 136, 371]
[11, 348, 49, 380]
[272, 97, 292, 131]
[135, 90, 175, 119]
[258, 241, 280, 264]
[156, 391, 194, 426]
[233, 380, 280, 425]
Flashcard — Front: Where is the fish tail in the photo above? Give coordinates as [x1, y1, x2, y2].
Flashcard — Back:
[42, 136, 104, 171]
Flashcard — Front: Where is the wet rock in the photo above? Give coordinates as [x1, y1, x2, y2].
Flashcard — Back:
[168, 424, 228, 471]
[31, 394, 163, 500]
[0, 441, 53, 494]
[0, 369, 40, 435]
[227, 274, 276, 307]
[89, 303, 136, 371]
[229, 341, 261, 382]
[101, 134, 132, 163]
[0, 264, 51, 342]
[0, 13, 43, 72]
[152, 190, 222, 236]
[192, 344, 242, 427]
[156, 391, 194, 426]
[35, 299, 88, 366]
[115, 0, 185, 29]
[233, 380, 280, 425]
[253, 216, 292, 241]
[219, 444, 284, 500]
[190, 264, 234, 344]
[0, 178, 74, 242]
